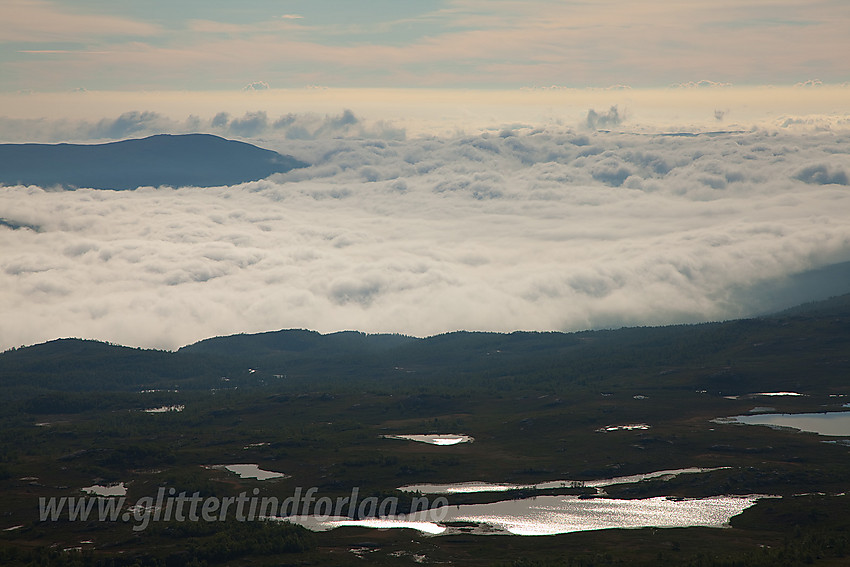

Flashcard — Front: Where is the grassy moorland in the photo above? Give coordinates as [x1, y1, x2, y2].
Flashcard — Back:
[2, 295, 850, 565]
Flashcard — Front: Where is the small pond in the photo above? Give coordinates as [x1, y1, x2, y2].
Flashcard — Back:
[81, 482, 127, 496]
[382, 434, 473, 446]
[144, 405, 185, 413]
[213, 464, 289, 480]
[596, 424, 651, 432]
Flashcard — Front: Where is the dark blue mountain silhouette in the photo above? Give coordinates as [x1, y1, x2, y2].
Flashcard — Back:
[0, 133, 308, 190]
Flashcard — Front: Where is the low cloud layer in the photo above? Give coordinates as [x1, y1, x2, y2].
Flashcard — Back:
[2, 126, 850, 350]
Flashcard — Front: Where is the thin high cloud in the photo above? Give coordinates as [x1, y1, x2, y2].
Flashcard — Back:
[2, 1, 848, 90]
[2, 125, 850, 350]
[1, 0, 160, 43]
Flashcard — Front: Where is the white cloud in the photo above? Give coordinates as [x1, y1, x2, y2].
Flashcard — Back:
[243, 81, 270, 91]
[2, 124, 850, 350]
[671, 80, 733, 89]
[586, 106, 623, 130]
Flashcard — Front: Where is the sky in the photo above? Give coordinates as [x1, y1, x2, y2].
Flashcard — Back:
[2, 0, 850, 90]
[1, 2, 850, 351]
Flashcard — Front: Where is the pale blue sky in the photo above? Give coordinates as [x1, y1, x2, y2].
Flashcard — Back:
[2, 0, 849, 91]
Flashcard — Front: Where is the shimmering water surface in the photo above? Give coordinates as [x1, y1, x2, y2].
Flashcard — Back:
[382, 434, 473, 445]
[442, 494, 763, 536]
[280, 516, 447, 535]
[399, 467, 722, 494]
[277, 467, 767, 536]
[143, 405, 184, 413]
[281, 494, 766, 536]
[720, 412, 850, 436]
[723, 392, 804, 400]
[596, 424, 651, 432]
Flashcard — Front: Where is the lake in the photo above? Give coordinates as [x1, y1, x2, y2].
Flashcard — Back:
[718, 411, 850, 436]
[279, 467, 764, 536]
[399, 467, 723, 494]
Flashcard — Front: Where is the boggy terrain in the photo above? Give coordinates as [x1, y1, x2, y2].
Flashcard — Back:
[2, 295, 850, 565]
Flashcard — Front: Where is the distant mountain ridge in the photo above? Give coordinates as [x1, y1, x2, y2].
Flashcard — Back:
[0, 133, 307, 190]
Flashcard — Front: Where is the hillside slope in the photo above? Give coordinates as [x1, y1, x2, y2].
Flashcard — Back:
[2, 293, 849, 394]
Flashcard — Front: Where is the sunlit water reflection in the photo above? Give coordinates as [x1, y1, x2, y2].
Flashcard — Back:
[718, 412, 850, 436]
[280, 493, 767, 536]
[382, 434, 473, 445]
[399, 467, 723, 494]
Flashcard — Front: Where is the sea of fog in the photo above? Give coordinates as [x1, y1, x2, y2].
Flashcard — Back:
[1, 103, 850, 351]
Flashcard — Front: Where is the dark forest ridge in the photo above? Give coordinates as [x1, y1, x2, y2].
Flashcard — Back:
[3, 293, 850, 394]
[0, 133, 307, 190]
